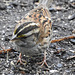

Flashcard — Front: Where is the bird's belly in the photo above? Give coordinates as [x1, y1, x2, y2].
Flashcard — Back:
[14, 36, 43, 56]
[15, 44, 43, 56]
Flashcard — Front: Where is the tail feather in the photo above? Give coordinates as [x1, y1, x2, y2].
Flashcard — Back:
[39, 0, 53, 8]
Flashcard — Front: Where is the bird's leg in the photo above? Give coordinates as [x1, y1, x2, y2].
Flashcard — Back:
[17, 53, 27, 65]
[17, 53, 23, 64]
[38, 50, 49, 68]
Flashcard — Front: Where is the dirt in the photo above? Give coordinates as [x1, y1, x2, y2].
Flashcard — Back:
[0, 0, 75, 75]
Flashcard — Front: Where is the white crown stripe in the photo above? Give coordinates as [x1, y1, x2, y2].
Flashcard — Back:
[17, 22, 39, 35]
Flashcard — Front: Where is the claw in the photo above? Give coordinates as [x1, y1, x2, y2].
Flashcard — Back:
[38, 50, 49, 68]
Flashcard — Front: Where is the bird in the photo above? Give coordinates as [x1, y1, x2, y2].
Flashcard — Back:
[11, 0, 53, 67]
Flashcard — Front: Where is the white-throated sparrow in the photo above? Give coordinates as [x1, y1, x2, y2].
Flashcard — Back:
[11, 0, 53, 66]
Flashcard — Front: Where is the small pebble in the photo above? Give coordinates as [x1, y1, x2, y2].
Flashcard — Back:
[70, 39, 75, 44]
[3, 26, 6, 28]
[7, 5, 13, 9]
[68, 14, 75, 20]
[69, 50, 75, 53]
[2, 30, 5, 35]
[69, 0, 74, 2]
[1, 38, 5, 41]
[49, 70, 59, 73]
[10, 61, 15, 66]
[57, 63, 63, 68]
[65, 70, 71, 73]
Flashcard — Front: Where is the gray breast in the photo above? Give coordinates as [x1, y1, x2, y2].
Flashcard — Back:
[14, 35, 43, 56]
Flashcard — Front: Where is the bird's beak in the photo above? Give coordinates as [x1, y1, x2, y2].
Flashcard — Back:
[10, 35, 18, 41]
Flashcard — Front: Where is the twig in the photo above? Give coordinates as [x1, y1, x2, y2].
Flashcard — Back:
[51, 35, 75, 43]
[0, 48, 12, 54]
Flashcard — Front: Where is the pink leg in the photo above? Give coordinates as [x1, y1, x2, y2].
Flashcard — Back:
[17, 53, 23, 64]
[38, 50, 49, 67]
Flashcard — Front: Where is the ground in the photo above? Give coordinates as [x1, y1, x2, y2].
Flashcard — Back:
[0, 0, 75, 75]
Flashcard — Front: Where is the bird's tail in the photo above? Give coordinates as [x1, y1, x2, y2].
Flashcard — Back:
[39, 0, 53, 8]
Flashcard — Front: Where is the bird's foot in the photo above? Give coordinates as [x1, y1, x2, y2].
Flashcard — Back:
[17, 53, 26, 65]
